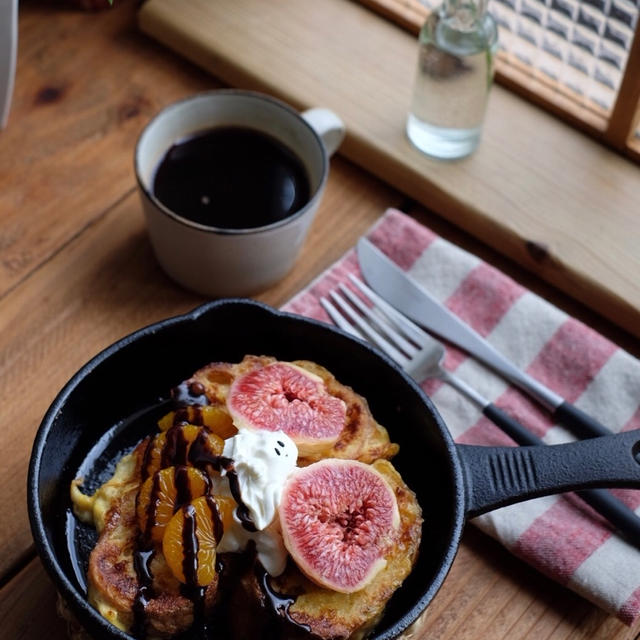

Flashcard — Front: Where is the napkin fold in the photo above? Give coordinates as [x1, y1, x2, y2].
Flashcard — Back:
[282, 208, 640, 624]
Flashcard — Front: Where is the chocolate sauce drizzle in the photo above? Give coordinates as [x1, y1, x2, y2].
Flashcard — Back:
[173, 405, 206, 428]
[182, 503, 199, 584]
[171, 380, 210, 406]
[162, 426, 190, 468]
[179, 502, 208, 635]
[225, 463, 258, 533]
[130, 400, 303, 639]
[133, 422, 221, 638]
[187, 430, 257, 532]
[131, 547, 155, 638]
[140, 436, 154, 484]
[258, 566, 311, 634]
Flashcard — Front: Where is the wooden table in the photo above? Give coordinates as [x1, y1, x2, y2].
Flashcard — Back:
[2, 2, 639, 639]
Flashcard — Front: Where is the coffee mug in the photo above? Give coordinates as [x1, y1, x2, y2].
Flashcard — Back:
[135, 90, 345, 297]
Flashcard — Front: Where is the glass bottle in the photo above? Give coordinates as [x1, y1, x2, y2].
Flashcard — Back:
[406, 0, 498, 159]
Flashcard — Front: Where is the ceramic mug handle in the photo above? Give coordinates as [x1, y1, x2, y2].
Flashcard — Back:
[302, 108, 345, 156]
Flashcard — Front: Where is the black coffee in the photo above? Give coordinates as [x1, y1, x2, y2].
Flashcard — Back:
[152, 126, 311, 229]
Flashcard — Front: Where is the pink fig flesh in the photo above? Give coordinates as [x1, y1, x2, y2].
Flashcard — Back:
[279, 459, 400, 593]
[227, 362, 346, 454]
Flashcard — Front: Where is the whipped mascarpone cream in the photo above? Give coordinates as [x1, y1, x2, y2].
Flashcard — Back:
[213, 428, 298, 576]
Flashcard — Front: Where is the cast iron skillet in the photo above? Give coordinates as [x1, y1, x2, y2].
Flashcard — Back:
[28, 299, 640, 640]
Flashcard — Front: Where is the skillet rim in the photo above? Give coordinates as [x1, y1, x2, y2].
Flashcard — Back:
[27, 298, 467, 640]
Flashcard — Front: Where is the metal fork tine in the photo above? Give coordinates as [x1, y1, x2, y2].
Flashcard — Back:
[337, 283, 419, 358]
[327, 291, 411, 368]
[320, 297, 362, 339]
[349, 275, 429, 345]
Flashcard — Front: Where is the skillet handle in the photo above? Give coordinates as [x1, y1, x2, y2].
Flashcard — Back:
[482, 403, 640, 544]
[459, 429, 640, 518]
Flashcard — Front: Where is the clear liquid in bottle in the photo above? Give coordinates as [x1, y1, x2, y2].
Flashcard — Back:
[407, 2, 498, 159]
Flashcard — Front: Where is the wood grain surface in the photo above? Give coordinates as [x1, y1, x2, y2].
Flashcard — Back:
[138, 0, 640, 339]
[2, 1, 640, 639]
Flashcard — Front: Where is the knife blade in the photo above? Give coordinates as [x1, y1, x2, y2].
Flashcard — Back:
[357, 236, 613, 439]
[0, 0, 18, 129]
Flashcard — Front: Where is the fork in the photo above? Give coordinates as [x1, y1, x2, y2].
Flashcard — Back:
[321, 275, 640, 544]
[322, 275, 538, 445]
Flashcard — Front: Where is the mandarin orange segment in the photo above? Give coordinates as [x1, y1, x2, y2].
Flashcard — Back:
[136, 466, 210, 544]
[158, 405, 237, 439]
[162, 496, 219, 586]
[202, 405, 237, 439]
[157, 411, 176, 432]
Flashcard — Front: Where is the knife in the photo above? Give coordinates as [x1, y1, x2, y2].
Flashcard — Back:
[0, 0, 18, 129]
[357, 237, 612, 439]
[356, 238, 640, 545]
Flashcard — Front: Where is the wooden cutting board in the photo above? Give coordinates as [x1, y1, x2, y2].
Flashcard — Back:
[138, 0, 640, 339]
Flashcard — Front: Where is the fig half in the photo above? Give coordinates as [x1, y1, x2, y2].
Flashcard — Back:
[279, 459, 400, 593]
[226, 362, 346, 456]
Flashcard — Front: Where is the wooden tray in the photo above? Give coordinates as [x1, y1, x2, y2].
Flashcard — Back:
[138, 0, 640, 339]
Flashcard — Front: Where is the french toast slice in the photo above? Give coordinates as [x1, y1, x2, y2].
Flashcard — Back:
[181, 355, 399, 465]
[73, 440, 218, 638]
[230, 459, 422, 640]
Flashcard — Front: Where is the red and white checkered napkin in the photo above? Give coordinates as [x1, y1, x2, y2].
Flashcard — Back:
[282, 208, 640, 623]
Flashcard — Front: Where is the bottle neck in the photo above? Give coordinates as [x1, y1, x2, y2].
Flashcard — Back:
[439, 0, 487, 30]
